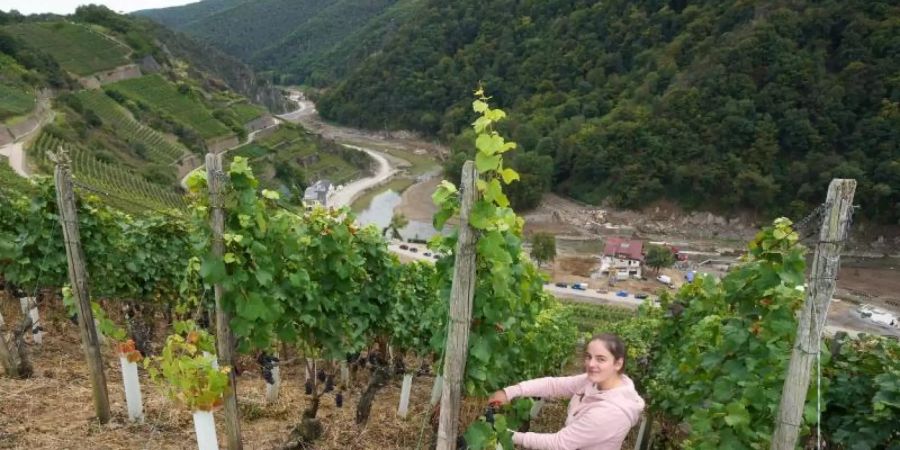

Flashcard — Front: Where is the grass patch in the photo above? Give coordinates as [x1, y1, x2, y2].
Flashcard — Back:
[108, 75, 232, 139]
[5, 22, 130, 76]
[0, 84, 35, 120]
[227, 102, 266, 124]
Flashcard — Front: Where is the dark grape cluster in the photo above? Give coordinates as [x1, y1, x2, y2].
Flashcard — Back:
[484, 405, 495, 425]
[324, 375, 334, 393]
[393, 358, 405, 375]
[335, 392, 343, 408]
[257, 353, 279, 385]
[304, 379, 313, 395]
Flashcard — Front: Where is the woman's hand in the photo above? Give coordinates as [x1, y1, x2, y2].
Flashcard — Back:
[488, 389, 509, 406]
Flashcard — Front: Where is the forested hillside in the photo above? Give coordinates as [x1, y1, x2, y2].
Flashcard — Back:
[315, 0, 899, 222]
[135, 0, 416, 87]
[132, 0, 248, 30]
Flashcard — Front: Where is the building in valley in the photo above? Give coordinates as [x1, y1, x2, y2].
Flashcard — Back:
[596, 237, 644, 280]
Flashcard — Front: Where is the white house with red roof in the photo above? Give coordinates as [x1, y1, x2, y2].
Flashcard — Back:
[597, 237, 644, 280]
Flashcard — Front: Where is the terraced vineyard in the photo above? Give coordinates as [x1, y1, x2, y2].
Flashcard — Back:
[107, 75, 233, 139]
[75, 90, 190, 165]
[564, 303, 637, 333]
[233, 124, 362, 193]
[29, 133, 186, 212]
[226, 101, 266, 124]
[4, 22, 130, 76]
[0, 84, 35, 120]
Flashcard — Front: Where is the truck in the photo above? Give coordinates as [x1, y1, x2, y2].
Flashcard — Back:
[656, 275, 672, 285]
[571, 282, 589, 291]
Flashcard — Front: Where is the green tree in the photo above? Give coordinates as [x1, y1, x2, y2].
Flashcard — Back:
[530, 232, 556, 268]
[644, 244, 674, 275]
[382, 212, 408, 241]
[506, 151, 553, 211]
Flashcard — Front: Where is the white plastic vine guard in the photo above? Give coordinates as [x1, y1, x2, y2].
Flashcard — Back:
[398, 374, 413, 418]
[203, 351, 219, 369]
[340, 361, 350, 387]
[265, 365, 281, 404]
[192, 410, 219, 450]
[429, 375, 443, 406]
[94, 319, 105, 344]
[20, 297, 42, 345]
[530, 399, 545, 419]
[119, 355, 144, 422]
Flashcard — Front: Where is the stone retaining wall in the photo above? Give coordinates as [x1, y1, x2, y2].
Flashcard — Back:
[0, 128, 14, 146]
[206, 135, 240, 154]
[245, 114, 277, 132]
[78, 64, 143, 89]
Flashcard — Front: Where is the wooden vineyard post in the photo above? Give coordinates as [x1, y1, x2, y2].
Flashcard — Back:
[54, 152, 111, 423]
[772, 179, 856, 450]
[206, 153, 243, 449]
[436, 161, 478, 450]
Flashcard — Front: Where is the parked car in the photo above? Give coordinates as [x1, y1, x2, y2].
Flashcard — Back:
[432, 254, 441, 259]
[410, 247, 418, 253]
[656, 275, 672, 285]
[554, 282, 568, 288]
[423, 252, 432, 257]
[399, 244, 409, 250]
[635, 293, 649, 300]
[616, 290, 629, 297]
[572, 282, 588, 291]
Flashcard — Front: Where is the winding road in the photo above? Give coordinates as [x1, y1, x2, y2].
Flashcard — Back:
[0, 97, 55, 178]
[329, 144, 396, 208]
[275, 91, 407, 209]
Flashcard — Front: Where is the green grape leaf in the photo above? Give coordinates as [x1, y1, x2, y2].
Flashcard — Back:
[469, 200, 495, 230]
[476, 151, 502, 173]
[724, 401, 750, 427]
[199, 256, 226, 283]
[471, 337, 491, 362]
[500, 168, 520, 184]
[464, 421, 493, 450]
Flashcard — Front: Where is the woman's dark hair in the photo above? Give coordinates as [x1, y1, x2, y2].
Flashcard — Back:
[587, 333, 627, 373]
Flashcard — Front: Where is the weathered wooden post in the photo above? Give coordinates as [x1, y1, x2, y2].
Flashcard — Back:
[436, 161, 478, 450]
[772, 179, 856, 449]
[206, 152, 243, 449]
[1, 312, 15, 377]
[54, 150, 111, 423]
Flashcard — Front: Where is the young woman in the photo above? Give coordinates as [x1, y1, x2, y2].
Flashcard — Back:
[487, 333, 645, 450]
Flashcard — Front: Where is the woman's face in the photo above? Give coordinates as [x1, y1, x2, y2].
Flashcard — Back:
[583, 340, 623, 385]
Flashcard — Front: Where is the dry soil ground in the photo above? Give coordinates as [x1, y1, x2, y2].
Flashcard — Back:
[0, 296, 594, 450]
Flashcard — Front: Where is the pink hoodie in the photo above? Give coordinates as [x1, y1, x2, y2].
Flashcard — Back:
[502, 373, 645, 450]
